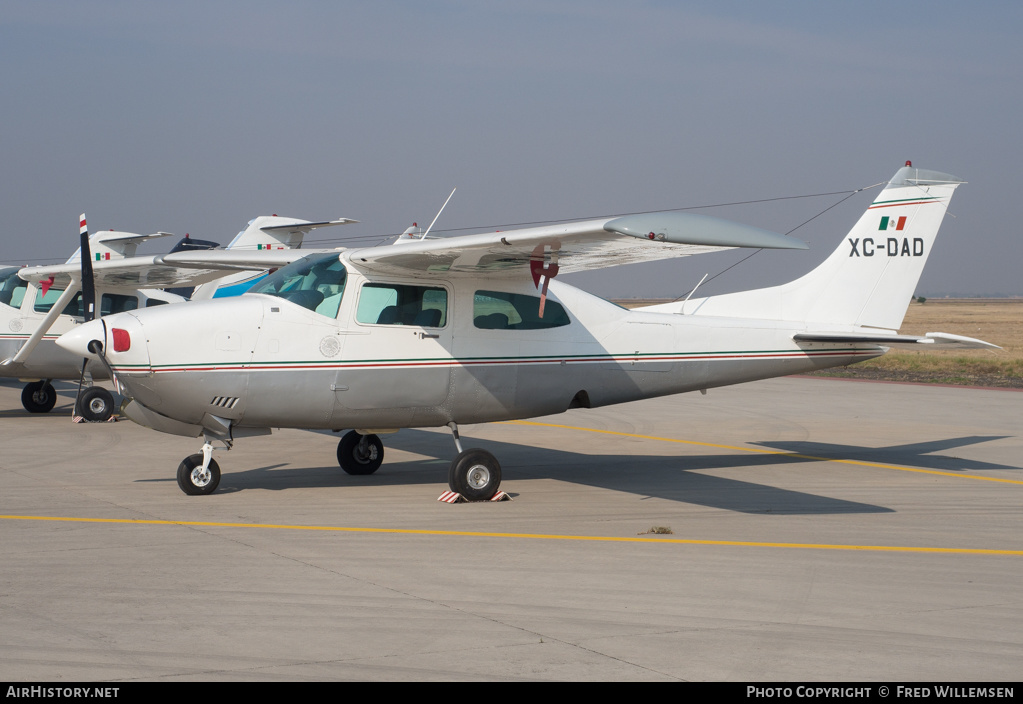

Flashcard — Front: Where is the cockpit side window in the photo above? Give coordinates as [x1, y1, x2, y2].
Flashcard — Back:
[30, 288, 85, 316]
[473, 290, 571, 330]
[356, 283, 448, 327]
[33, 286, 78, 314]
[0, 268, 27, 309]
[247, 254, 348, 318]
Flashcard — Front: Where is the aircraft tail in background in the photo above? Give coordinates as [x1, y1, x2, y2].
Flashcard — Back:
[191, 215, 357, 300]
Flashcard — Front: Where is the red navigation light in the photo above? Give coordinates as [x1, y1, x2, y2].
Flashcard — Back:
[906, 160, 912, 167]
[112, 328, 130, 352]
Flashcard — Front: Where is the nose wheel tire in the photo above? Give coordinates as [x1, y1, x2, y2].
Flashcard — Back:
[177, 454, 221, 495]
[337, 431, 384, 475]
[77, 387, 115, 422]
[22, 381, 57, 413]
[448, 448, 502, 501]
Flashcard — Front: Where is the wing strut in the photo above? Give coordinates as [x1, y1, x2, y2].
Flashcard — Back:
[3, 283, 80, 366]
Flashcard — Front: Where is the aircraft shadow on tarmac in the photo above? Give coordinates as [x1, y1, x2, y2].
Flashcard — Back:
[132, 429, 1020, 514]
[137, 427, 1022, 515]
[11, 383, 1011, 513]
[752, 436, 1017, 474]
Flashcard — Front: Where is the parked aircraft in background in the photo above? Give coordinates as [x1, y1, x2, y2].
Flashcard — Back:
[58, 163, 996, 500]
[2, 215, 354, 419]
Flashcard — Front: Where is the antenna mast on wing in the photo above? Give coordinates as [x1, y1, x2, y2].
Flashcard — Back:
[421, 188, 456, 239]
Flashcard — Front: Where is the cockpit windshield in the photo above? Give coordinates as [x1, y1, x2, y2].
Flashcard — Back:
[247, 253, 347, 318]
[0, 268, 27, 309]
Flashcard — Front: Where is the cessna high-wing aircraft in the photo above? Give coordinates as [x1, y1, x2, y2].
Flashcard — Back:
[58, 163, 997, 500]
[2, 215, 352, 419]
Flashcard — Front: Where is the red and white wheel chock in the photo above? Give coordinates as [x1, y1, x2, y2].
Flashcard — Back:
[438, 490, 511, 503]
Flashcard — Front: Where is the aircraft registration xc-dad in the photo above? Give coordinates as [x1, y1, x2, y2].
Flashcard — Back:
[58, 163, 997, 499]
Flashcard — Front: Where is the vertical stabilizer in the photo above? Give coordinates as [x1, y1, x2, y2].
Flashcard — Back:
[669, 164, 964, 330]
[189, 216, 311, 300]
[65, 231, 173, 264]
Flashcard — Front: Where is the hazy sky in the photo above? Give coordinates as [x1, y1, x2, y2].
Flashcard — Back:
[3, 1, 1021, 297]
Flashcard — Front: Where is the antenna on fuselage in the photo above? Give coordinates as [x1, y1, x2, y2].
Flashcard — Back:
[421, 188, 456, 239]
[678, 273, 708, 314]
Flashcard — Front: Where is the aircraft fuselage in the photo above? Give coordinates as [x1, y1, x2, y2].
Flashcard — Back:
[90, 265, 880, 437]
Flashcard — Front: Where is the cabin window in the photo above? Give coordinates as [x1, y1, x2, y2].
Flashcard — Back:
[0, 268, 27, 309]
[47, 291, 84, 317]
[102, 294, 139, 315]
[473, 290, 570, 330]
[247, 253, 348, 318]
[356, 283, 447, 327]
[35, 291, 140, 318]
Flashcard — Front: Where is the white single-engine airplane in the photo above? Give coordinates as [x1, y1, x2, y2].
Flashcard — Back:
[58, 163, 997, 499]
[2, 215, 353, 419]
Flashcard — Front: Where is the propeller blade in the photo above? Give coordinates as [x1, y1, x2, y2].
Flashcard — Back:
[79, 214, 96, 322]
[72, 357, 89, 421]
[72, 214, 107, 420]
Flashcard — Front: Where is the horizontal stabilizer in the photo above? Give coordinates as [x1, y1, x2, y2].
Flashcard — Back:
[794, 331, 999, 350]
[259, 218, 358, 235]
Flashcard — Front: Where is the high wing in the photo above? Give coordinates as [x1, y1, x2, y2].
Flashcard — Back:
[342, 212, 807, 278]
[794, 331, 1000, 350]
[158, 248, 316, 271]
[19, 249, 312, 292]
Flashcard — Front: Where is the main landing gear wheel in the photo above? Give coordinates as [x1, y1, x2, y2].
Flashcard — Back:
[177, 454, 221, 495]
[448, 448, 502, 502]
[337, 431, 384, 475]
[22, 381, 57, 413]
[77, 387, 115, 422]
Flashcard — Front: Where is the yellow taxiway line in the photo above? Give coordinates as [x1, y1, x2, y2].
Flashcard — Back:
[507, 420, 1023, 485]
[2, 515, 1021, 555]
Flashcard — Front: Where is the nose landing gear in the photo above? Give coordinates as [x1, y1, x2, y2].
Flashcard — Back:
[176, 440, 224, 495]
[76, 386, 115, 422]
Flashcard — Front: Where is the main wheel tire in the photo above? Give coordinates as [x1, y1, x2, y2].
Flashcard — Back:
[176, 454, 221, 495]
[448, 448, 502, 501]
[337, 431, 384, 475]
[78, 387, 115, 422]
[22, 381, 57, 413]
